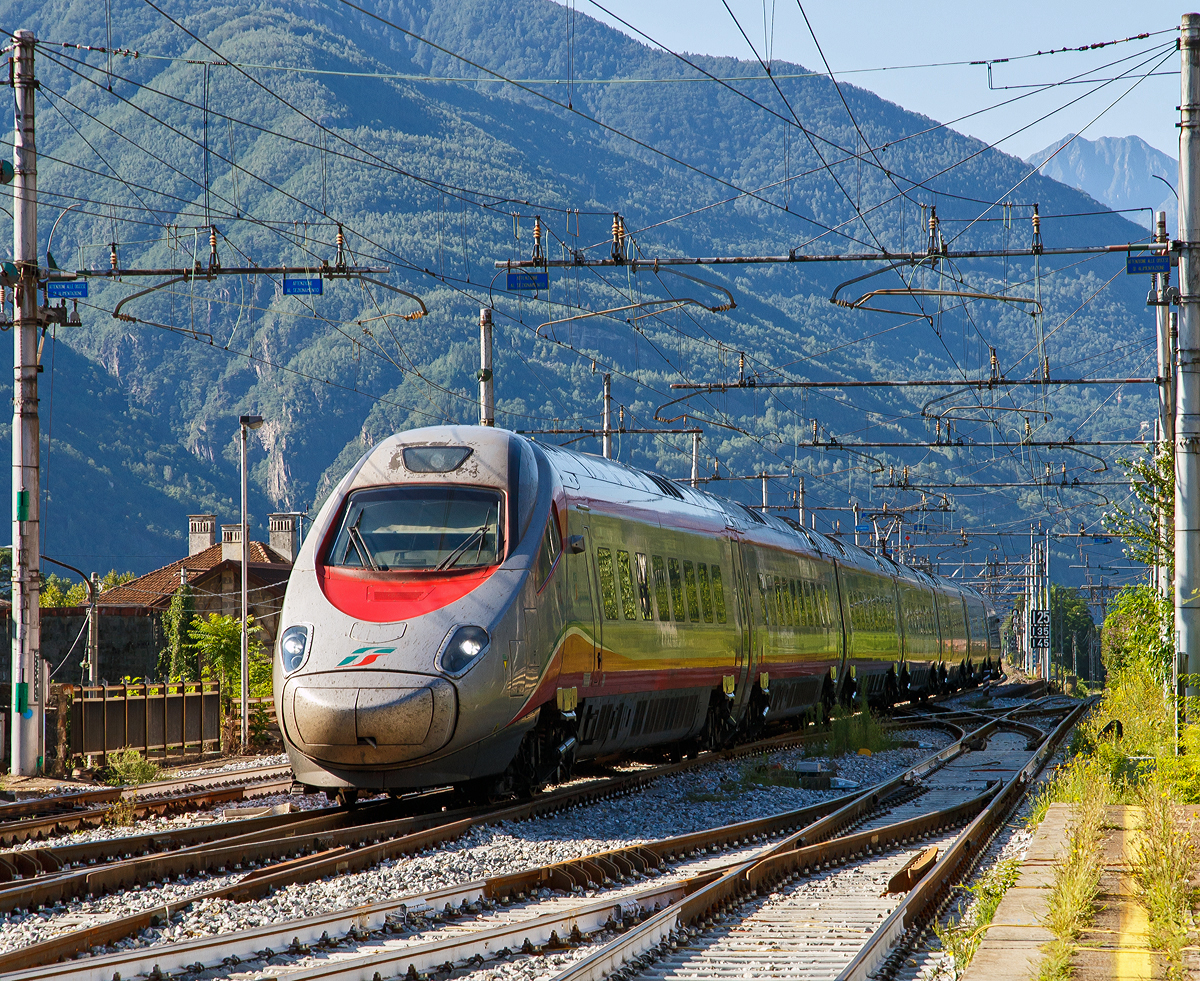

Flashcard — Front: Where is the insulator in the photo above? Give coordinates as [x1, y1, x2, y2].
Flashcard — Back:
[619, 405, 625, 432]
[989, 347, 998, 377]
[1042, 356, 1050, 381]
[739, 352, 746, 382]
[209, 226, 217, 253]
[533, 216, 543, 261]
[109, 242, 118, 270]
[611, 213, 623, 261]
[811, 419, 818, 443]
[903, 466, 909, 484]
[1025, 419, 1032, 439]
[1031, 204, 1043, 253]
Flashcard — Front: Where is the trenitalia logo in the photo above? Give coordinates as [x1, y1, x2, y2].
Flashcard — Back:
[337, 647, 396, 667]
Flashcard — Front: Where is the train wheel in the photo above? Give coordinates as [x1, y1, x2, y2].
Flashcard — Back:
[334, 788, 359, 808]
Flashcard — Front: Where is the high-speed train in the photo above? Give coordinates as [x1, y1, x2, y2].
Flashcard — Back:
[275, 425, 1002, 802]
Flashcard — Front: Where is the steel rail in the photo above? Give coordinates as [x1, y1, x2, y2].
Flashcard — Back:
[4, 716, 987, 981]
[0, 715, 966, 973]
[0, 776, 295, 848]
[546, 699, 1080, 981]
[838, 696, 1092, 981]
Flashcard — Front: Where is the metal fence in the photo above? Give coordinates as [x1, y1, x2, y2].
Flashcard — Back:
[68, 681, 222, 761]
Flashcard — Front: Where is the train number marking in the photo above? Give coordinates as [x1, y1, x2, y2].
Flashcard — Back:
[338, 647, 397, 667]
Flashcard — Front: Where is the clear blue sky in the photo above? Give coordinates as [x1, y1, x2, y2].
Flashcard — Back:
[575, 1, 1184, 159]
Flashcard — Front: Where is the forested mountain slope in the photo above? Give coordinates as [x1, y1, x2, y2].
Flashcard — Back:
[0, 0, 1157, 580]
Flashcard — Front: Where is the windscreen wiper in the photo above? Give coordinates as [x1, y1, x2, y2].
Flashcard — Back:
[436, 513, 493, 572]
[347, 515, 380, 571]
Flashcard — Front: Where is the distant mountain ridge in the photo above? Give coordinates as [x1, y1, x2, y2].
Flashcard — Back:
[1027, 134, 1177, 228]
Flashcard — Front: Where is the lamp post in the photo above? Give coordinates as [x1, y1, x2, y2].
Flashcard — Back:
[239, 414, 263, 754]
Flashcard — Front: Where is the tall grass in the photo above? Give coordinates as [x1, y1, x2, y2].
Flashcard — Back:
[1036, 763, 1107, 981]
[1133, 778, 1199, 981]
[817, 704, 897, 757]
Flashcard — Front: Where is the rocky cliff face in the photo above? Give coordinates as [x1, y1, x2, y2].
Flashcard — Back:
[1028, 134, 1177, 229]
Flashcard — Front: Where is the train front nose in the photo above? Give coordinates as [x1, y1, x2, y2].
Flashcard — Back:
[281, 670, 457, 766]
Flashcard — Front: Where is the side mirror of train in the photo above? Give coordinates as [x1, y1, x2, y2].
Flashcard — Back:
[567, 535, 586, 554]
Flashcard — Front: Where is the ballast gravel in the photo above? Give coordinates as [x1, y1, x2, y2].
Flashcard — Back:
[0, 727, 952, 961]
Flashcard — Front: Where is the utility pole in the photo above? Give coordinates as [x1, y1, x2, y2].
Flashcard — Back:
[1045, 527, 1052, 684]
[1156, 210, 1174, 597]
[478, 307, 494, 427]
[690, 431, 700, 488]
[1178, 12, 1200, 705]
[601, 373, 612, 459]
[88, 572, 100, 685]
[11, 30, 40, 775]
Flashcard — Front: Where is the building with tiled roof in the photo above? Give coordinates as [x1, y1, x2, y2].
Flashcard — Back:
[38, 514, 302, 684]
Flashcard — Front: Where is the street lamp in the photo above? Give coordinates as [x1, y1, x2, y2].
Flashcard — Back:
[239, 414, 263, 754]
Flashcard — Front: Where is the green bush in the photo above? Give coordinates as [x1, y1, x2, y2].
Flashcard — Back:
[102, 748, 160, 787]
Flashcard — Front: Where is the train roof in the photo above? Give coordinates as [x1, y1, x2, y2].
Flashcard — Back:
[532, 437, 984, 605]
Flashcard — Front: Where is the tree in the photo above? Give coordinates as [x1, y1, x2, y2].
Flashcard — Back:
[1050, 584, 1095, 673]
[188, 613, 271, 698]
[40, 573, 87, 608]
[1102, 449, 1173, 577]
[158, 582, 197, 681]
[1102, 584, 1172, 683]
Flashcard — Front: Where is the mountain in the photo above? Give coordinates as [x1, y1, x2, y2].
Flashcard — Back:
[0, 0, 1160, 591]
[1027, 134, 1177, 230]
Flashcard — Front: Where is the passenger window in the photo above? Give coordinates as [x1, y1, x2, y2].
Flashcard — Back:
[635, 552, 653, 620]
[652, 555, 670, 620]
[596, 547, 618, 620]
[757, 574, 770, 625]
[698, 563, 714, 622]
[683, 561, 700, 622]
[617, 550, 637, 620]
[711, 565, 727, 623]
[789, 580, 799, 627]
[668, 559, 685, 622]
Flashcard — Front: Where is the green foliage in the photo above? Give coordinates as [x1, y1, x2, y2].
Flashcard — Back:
[1102, 449, 1173, 577]
[102, 748, 161, 787]
[820, 702, 897, 757]
[158, 582, 198, 681]
[933, 858, 1021, 977]
[1102, 584, 1172, 684]
[189, 613, 271, 698]
[40, 573, 87, 608]
[1133, 778, 1200, 980]
[1049, 584, 1094, 666]
[0, 0, 1163, 573]
[1036, 764, 1107, 981]
[40, 569, 136, 609]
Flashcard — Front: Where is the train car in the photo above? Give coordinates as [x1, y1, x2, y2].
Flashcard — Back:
[275, 425, 1002, 802]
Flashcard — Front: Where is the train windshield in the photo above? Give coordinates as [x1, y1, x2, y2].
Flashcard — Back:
[325, 486, 504, 572]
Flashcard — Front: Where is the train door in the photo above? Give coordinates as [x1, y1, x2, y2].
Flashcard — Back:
[735, 540, 760, 689]
[564, 513, 599, 682]
[728, 533, 752, 691]
[584, 525, 602, 679]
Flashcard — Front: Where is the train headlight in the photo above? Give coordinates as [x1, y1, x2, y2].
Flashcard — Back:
[279, 624, 312, 674]
[439, 625, 490, 675]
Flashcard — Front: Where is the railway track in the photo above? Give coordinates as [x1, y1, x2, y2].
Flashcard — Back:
[0, 688, 1080, 981]
[0, 713, 965, 973]
[0, 763, 297, 848]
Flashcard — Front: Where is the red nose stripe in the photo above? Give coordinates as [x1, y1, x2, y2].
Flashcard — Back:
[318, 565, 497, 622]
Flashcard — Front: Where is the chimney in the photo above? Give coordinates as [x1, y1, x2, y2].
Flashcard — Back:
[268, 512, 301, 563]
[221, 524, 242, 562]
[188, 514, 217, 556]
